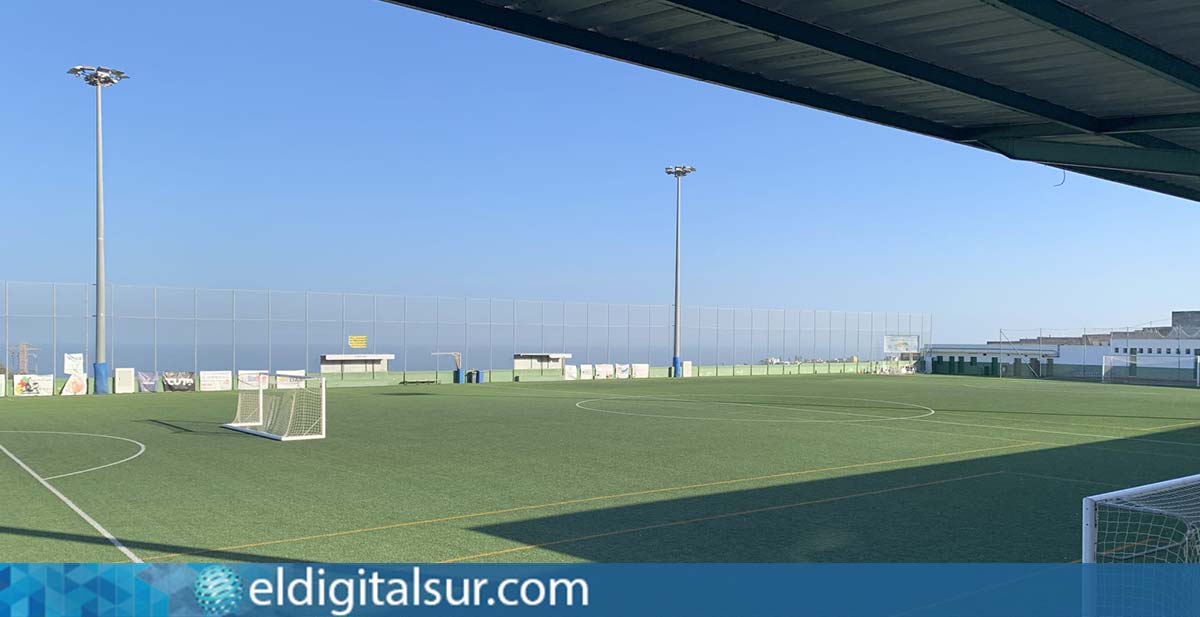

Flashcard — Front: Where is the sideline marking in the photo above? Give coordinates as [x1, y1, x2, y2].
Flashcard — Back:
[144, 443, 1033, 561]
[0, 443, 141, 563]
[915, 417, 1200, 448]
[440, 472, 1004, 563]
[575, 395, 935, 424]
[0, 431, 147, 480]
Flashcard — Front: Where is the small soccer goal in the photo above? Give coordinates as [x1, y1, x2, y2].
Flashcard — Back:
[224, 374, 326, 441]
[1083, 473, 1200, 562]
[1101, 355, 1200, 387]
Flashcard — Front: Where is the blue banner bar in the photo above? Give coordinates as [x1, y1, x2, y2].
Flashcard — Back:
[2, 563, 1199, 616]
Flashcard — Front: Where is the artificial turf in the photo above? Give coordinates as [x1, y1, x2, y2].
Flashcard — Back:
[3, 374, 1200, 563]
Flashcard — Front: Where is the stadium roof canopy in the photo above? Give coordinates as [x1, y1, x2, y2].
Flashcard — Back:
[383, 0, 1200, 202]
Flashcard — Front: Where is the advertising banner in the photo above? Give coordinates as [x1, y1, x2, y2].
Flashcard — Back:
[580, 364, 594, 380]
[681, 360, 693, 377]
[162, 371, 196, 392]
[13, 374, 54, 396]
[564, 365, 578, 381]
[199, 371, 233, 392]
[348, 335, 368, 349]
[632, 363, 650, 379]
[594, 364, 615, 379]
[114, 368, 136, 394]
[883, 335, 920, 354]
[60, 373, 88, 396]
[275, 370, 306, 389]
[137, 371, 159, 393]
[237, 371, 267, 390]
[63, 352, 85, 377]
[615, 364, 630, 379]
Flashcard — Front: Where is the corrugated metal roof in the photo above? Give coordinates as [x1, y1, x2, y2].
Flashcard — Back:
[383, 0, 1200, 202]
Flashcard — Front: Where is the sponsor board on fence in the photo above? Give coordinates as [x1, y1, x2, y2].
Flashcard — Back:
[199, 371, 232, 392]
[580, 364, 594, 380]
[682, 360, 693, 377]
[60, 374, 88, 396]
[137, 371, 158, 393]
[114, 368, 136, 394]
[162, 371, 196, 392]
[595, 364, 615, 379]
[275, 370, 306, 389]
[632, 363, 650, 379]
[237, 371, 267, 390]
[615, 364, 631, 379]
[63, 353, 85, 377]
[883, 335, 920, 354]
[564, 365, 578, 381]
[14, 374, 54, 396]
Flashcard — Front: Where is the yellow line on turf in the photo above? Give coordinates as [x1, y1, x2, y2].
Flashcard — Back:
[440, 471, 1005, 563]
[143, 443, 1035, 561]
[1141, 420, 1200, 431]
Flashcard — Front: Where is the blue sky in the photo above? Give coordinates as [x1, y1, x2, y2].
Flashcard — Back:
[3, 0, 1199, 343]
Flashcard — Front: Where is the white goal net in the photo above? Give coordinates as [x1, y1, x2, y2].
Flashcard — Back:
[1101, 355, 1200, 387]
[1084, 473, 1200, 563]
[224, 374, 326, 441]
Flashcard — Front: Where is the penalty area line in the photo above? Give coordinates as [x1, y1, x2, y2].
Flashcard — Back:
[0, 444, 141, 563]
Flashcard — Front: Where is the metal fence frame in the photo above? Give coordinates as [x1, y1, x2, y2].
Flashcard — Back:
[0, 281, 932, 376]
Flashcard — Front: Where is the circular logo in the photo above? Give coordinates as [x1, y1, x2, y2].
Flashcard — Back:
[193, 565, 244, 617]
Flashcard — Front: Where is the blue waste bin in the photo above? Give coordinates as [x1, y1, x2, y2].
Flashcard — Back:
[477, 370, 487, 384]
[453, 369, 464, 384]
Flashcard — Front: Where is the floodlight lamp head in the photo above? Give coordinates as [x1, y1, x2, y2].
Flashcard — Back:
[665, 165, 696, 178]
[67, 65, 129, 87]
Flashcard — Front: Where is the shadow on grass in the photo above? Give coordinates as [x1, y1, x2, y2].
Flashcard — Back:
[0, 525, 305, 563]
[139, 419, 236, 436]
[460, 425, 1200, 563]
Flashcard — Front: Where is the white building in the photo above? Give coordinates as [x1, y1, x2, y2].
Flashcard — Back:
[925, 311, 1200, 379]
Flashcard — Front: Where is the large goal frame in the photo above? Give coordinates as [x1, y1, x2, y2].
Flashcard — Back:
[1101, 354, 1200, 387]
[1083, 473, 1200, 562]
[224, 374, 327, 441]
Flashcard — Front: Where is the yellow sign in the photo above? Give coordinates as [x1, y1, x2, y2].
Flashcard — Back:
[348, 335, 368, 349]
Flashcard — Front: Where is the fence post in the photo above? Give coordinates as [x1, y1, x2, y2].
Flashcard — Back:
[305, 292, 310, 374]
[193, 288, 198, 374]
[153, 287, 158, 375]
[231, 289, 237, 373]
[267, 290, 273, 373]
[52, 284, 57, 377]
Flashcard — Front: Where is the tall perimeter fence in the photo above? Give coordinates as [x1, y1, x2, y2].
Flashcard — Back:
[0, 281, 931, 380]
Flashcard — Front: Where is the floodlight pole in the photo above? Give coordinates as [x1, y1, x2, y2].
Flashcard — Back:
[95, 80, 106, 393]
[69, 66, 128, 394]
[665, 165, 695, 378]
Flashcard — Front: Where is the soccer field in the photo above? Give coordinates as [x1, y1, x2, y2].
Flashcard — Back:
[4, 374, 1200, 564]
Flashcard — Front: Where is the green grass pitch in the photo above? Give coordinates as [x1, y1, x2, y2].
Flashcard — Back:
[3, 374, 1200, 563]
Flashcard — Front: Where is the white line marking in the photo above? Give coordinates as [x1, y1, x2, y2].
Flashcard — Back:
[575, 395, 935, 424]
[914, 417, 1200, 448]
[0, 431, 147, 480]
[0, 443, 142, 563]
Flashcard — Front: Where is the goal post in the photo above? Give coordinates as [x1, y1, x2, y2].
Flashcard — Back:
[1101, 355, 1200, 387]
[223, 374, 326, 441]
[1083, 473, 1200, 562]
